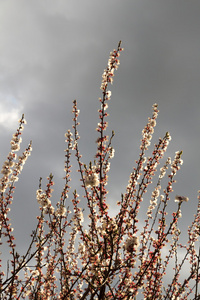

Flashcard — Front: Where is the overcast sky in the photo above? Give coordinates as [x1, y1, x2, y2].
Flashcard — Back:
[0, 0, 200, 264]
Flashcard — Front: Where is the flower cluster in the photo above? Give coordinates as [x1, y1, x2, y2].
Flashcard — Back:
[55, 204, 66, 217]
[100, 41, 123, 91]
[175, 195, 189, 203]
[0, 115, 32, 193]
[36, 189, 51, 208]
[84, 167, 100, 188]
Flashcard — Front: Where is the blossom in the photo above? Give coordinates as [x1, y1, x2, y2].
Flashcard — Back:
[109, 147, 115, 159]
[1, 166, 12, 176]
[43, 205, 55, 215]
[78, 243, 85, 254]
[36, 189, 51, 208]
[3, 160, 15, 167]
[10, 175, 19, 182]
[151, 187, 160, 200]
[39, 196, 51, 208]
[174, 195, 189, 203]
[125, 236, 139, 252]
[10, 143, 20, 151]
[0, 185, 6, 193]
[72, 210, 84, 225]
[31, 270, 40, 278]
[84, 170, 99, 188]
[106, 90, 112, 99]
[18, 115, 27, 124]
[177, 209, 182, 218]
[149, 118, 156, 128]
[100, 46, 122, 90]
[55, 205, 66, 217]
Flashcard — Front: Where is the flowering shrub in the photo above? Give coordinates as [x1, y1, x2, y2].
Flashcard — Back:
[0, 42, 199, 299]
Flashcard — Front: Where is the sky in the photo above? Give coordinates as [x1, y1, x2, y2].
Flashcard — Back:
[0, 0, 200, 274]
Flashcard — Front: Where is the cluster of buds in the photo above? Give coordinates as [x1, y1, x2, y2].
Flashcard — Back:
[159, 157, 171, 179]
[141, 103, 158, 150]
[84, 165, 100, 188]
[0, 115, 32, 192]
[100, 41, 123, 91]
[146, 186, 161, 217]
[55, 204, 66, 217]
[171, 151, 183, 173]
[174, 195, 189, 203]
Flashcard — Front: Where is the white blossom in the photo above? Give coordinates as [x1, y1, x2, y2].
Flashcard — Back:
[175, 195, 189, 203]
[36, 189, 51, 208]
[85, 170, 99, 188]
[55, 205, 67, 217]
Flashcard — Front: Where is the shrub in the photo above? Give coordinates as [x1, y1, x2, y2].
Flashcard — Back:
[0, 42, 199, 299]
